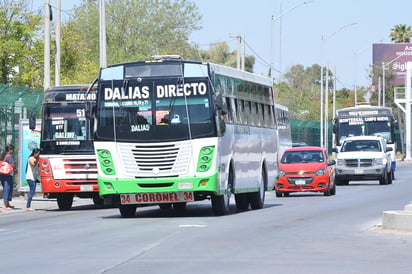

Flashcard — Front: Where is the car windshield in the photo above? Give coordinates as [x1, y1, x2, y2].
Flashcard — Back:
[341, 140, 381, 152]
[281, 150, 324, 164]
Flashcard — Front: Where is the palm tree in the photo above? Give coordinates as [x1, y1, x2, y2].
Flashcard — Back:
[390, 24, 412, 43]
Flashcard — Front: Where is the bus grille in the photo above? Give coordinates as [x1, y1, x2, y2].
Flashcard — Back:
[119, 142, 192, 177]
[63, 158, 98, 175]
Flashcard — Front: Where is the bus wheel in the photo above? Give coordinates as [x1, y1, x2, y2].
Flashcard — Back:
[235, 193, 249, 210]
[212, 192, 230, 216]
[93, 196, 104, 205]
[173, 202, 187, 211]
[57, 194, 73, 210]
[119, 205, 137, 218]
[159, 203, 172, 210]
[248, 170, 265, 210]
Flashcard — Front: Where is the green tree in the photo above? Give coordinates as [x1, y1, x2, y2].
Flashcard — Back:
[59, 21, 98, 84]
[277, 64, 363, 121]
[71, 0, 202, 67]
[196, 42, 255, 72]
[0, 0, 42, 86]
[390, 24, 412, 43]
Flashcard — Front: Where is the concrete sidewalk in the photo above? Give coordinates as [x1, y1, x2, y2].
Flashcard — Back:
[0, 192, 94, 215]
[0, 194, 58, 215]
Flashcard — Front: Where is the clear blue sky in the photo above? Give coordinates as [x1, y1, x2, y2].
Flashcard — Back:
[32, 0, 412, 89]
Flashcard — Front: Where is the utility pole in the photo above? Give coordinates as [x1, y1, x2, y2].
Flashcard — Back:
[230, 34, 241, 70]
[55, 0, 61, 86]
[99, 0, 107, 68]
[44, 0, 51, 89]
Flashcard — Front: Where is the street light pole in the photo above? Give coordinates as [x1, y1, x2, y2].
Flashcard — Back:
[320, 22, 358, 148]
[381, 53, 404, 107]
[270, 1, 313, 78]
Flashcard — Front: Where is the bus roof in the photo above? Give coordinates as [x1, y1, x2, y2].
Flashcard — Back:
[102, 59, 273, 87]
[335, 105, 393, 117]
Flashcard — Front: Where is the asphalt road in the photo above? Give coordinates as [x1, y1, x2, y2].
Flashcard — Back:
[1, 161, 412, 274]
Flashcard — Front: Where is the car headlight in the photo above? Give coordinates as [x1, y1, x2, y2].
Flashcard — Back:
[374, 158, 386, 165]
[315, 167, 326, 176]
[279, 170, 286, 177]
[336, 159, 344, 166]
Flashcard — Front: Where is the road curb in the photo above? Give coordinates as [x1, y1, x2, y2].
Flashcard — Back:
[382, 203, 412, 232]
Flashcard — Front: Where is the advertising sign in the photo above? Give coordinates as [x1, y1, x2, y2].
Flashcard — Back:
[18, 119, 41, 192]
[372, 43, 412, 85]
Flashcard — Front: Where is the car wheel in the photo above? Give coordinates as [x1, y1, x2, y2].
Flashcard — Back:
[275, 191, 283, 198]
[324, 183, 331, 196]
[330, 182, 336, 195]
[335, 178, 349, 185]
[387, 171, 393, 185]
[379, 170, 388, 185]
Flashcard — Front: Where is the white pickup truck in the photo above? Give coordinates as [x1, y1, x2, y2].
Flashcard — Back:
[332, 136, 393, 185]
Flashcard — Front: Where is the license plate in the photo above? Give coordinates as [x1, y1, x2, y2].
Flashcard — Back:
[120, 192, 194, 205]
[354, 169, 364, 175]
[295, 179, 306, 185]
[80, 185, 93, 191]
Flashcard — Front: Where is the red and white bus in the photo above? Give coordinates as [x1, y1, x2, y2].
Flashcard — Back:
[37, 85, 99, 210]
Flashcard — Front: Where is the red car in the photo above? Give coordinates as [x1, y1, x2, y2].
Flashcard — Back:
[275, 146, 336, 197]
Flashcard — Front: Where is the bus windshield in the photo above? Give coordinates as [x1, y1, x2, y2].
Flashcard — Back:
[338, 120, 393, 143]
[41, 103, 94, 153]
[95, 79, 216, 142]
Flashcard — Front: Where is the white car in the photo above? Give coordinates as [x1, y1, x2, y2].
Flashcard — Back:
[333, 136, 393, 185]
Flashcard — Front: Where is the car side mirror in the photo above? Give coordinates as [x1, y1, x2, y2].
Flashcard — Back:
[328, 159, 336, 166]
[386, 147, 393, 152]
[332, 148, 338, 153]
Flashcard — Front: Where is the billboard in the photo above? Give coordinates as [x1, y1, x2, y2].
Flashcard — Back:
[18, 119, 41, 192]
[372, 43, 412, 85]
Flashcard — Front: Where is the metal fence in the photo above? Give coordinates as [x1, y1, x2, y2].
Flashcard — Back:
[0, 84, 43, 155]
[290, 119, 403, 155]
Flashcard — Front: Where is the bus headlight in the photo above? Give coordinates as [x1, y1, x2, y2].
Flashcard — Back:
[197, 146, 215, 172]
[97, 149, 116, 175]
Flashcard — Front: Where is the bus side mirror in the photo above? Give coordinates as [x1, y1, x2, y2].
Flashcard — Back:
[29, 111, 36, 130]
[215, 93, 228, 115]
[332, 123, 337, 133]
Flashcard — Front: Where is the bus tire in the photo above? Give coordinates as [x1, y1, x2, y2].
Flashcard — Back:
[173, 202, 187, 211]
[235, 193, 249, 210]
[57, 194, 73, 210]
[248, 169, 266, 210]
[119, 205, 137, 218]
[93, 196, 104, 205]
[159, 203, 172, 210]
[212, 169, 233, 216]
[212, 193, 230, 216]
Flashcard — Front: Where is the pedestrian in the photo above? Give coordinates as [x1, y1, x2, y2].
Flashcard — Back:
[0, 144, 17, 210]
[25, 148, 40, 211]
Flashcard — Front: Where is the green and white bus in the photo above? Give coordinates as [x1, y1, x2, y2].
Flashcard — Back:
[94, 56, 279, 217]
